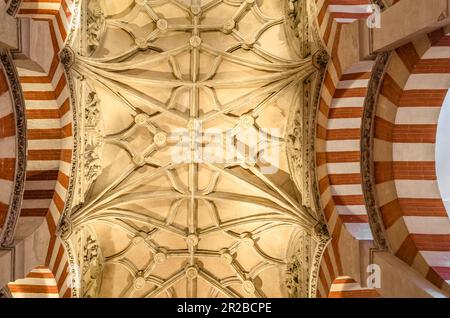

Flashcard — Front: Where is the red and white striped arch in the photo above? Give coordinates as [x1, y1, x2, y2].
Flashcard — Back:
[314, 1, 388, 297]
[18, 0, 73, 46]
[314, 0, 373, 49]
[0, 65, 16, 231]
[316, 243, 341, 297]
[318, 59, 375, 241]
[8, 266, 60, 298]
[12, 0, 76, 297]
[328, 276, 380, 298]
[316, 19, 376, 297]
[374, 29, 450, 291]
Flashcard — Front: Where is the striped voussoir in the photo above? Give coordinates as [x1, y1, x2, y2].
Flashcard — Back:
[15, 0, 75, 298]
[8, 266, 60, 298]
[315, 1, 385, 297]
[328, 276, 381, 298]
[0, 65, 16, 231]
[320, 60, 375, 241]
[374, 29, 450, 291]
[316, 243, 341, 297]
[314, 0, 373, 48]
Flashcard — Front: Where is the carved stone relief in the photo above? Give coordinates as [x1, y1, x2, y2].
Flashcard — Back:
[285, 231, 310, 298]
[73, 227, 104, 298]
[86, 0, 106, 55]
[0, 49, 27, 248]
[361, 52, 391, 251]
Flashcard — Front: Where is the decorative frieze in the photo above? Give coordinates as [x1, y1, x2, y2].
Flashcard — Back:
[86, 0, 106, 55]
[361, 51, 391, 251]
[0, 49, 27, 248]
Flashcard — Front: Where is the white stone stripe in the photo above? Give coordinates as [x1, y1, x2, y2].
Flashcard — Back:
[327, 162, 361, 174]
[21, 199, 52, 209]
[25, 99, 59, 110]
[20, 1, 61, 10]
[328, 118, 361, 129]
[334, 18, 358, 24]
[21, 83, 54, 91]
[11, 292, 59, 298]
[344, 61, 374, 74]
[59, 161, 72, 176]
[54, 179, 68, 201]
[12, 277, 57, 285]
[393, 143, 435, 161]
[421, 251, 450, 267]
[396, 107, 440, 124]
[405, 74, 450, 90]
[329, 4, 372, 14]
[55, 256, 68, 282]
[331, 184, 363, 196]
[345, 223, 373, 240]
[28, 139, 63, 150]
[395, 180, 441, 199]
[30, 268, 53, 274]
[51, 64, 65, 89]
[50, 15, 65, 50]
[27, 119, 62, 129]
[27, 160, 61, 171]
[326, 140, 360, 152]
[422, 47, 450, 59]
[337, 79, 370, 89]
[16, 67, 46, 77]
[58, 7, 70, 31]
[56, 85, 69, 106]
[330, 282, 359, 292]
[331, 97, 365, 108]
[404, 216, 450, 235]
[48, 239, 62, 271]
[48, 202, 62, 228]
[336, 205, 367, 215]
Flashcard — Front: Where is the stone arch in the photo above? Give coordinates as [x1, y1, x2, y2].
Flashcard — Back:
[313, 0, 373, 51]
[373, 28, 450, 291]
[0, 0, 79, 297]
[7, 265, 59, 298]
[328, 276, 380, 298]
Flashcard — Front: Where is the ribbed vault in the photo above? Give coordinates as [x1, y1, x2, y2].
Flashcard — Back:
[59, 0, 328, 298]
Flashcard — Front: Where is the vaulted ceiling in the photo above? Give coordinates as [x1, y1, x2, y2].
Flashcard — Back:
[63, 0, 325, 298]
[2, 0, 450, 300]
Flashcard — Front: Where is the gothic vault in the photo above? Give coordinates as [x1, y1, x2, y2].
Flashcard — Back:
[2, 0, 450, 299]
[60, 0, 328, 298]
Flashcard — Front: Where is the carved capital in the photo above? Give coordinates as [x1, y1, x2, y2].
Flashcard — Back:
[312, 48, 329, 70]
[313, 222, 330, 242]
[57, 214, 73, 240]
[59, 46, 76, 70]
